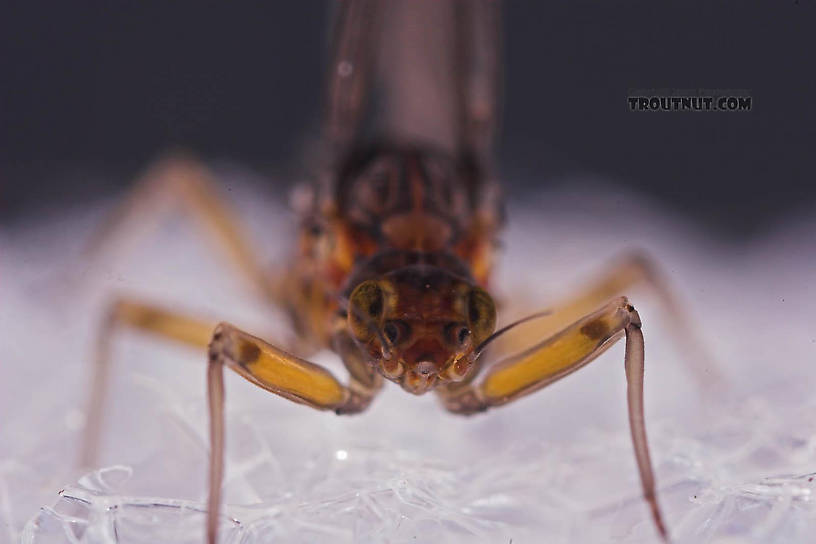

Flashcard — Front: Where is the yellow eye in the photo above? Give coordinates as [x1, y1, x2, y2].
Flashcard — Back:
[467, 287, 496, 343]
[348, 280, 385, 341]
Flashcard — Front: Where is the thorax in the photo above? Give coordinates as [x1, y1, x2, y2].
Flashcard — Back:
[286, 145, 500, 346]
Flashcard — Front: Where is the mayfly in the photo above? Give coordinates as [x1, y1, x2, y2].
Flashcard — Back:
[78, 1, 713, 541]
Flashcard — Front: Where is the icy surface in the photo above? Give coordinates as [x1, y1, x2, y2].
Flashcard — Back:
[2, 168, 816, 543]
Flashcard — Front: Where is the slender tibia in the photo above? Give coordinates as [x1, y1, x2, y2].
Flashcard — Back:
[206, 350, 226, 544]
[79, 298, 215, 468]
[205, 323, 367, 544]
[438, 298, 669, 541]
[624, 312, 667, 539]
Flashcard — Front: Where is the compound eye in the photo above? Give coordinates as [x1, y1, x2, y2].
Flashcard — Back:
[466, 287, 497, 343]
[348, 280, 384, 341]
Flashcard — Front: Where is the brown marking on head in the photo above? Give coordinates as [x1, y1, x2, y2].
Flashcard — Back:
[580, 318, 610, 341]
[237, 340, 261, 366]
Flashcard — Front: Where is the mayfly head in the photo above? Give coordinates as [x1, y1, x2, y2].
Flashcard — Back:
[346, 265, 496, 394]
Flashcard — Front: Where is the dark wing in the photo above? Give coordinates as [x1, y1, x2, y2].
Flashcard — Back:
[325, 0, 502, 172]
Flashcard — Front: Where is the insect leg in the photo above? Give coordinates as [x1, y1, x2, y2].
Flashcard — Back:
[438, 297, 669, 541]
[85, 156, 281, 303]
[498, 250, 723, 388]
[330, 330, 385, 414]
[206, 323, 364, 544]
[79, 297, 217, 467]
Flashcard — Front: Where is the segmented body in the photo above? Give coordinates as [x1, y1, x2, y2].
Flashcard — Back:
[269, 0, 504, 409]
[238, 2, 668, 538]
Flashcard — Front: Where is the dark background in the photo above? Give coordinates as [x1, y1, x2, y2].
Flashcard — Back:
[2, 1, 814, 237]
